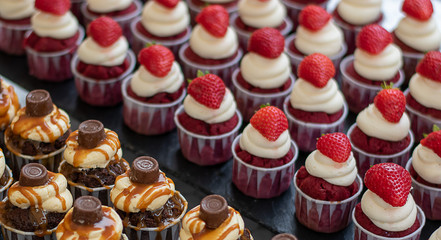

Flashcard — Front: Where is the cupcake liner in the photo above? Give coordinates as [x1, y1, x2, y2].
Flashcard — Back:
[340, 56, 405, 113]
[24, 27, 85, 82]
[232, 69, 295, 122]
[352, 205, 425, 240]
[231, 135, 299, 199]
[282, 0, 328, 28]
[72, 49, 136, 106]
[187, 0, 238, 26]
[178, 43, 243, 89]
[406, 159, 441, 220]
[0, 166, 13, 200]
[1, 224, 56, 240]
[283, 97, 348, 152]
[174, 106, 243, 166]
[294, 173, 363, 233]
[0, 20, 32, 56]
[347, 124, 414, 178]
[121, 75, 186, 135]
[402, 51, 424, 85]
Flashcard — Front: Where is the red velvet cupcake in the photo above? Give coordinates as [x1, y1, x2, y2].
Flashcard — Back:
[282, 0, 328, 28]
[187, 0, 238, 25]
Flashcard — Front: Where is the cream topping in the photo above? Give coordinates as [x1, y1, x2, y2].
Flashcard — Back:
[87, 0, 132, 13]
[239, 125, 290, 159]
[141, 1, 189, 37]
[354, 44, 403, 81]
[189, 25, 238, 60]
[0, 150, 5, 178]
[356, 104, 410, 142]
[430, 227, 441, 240]
[0, 0, 34, 20]
[361, 190, 417, 232]
[409, 73, 441, 110]
[412, 144, 441, 184]
[31, 11, 79, 40]
[295, 21, 344, 57]
[237, 0, 285, 28]
[77, 36, 128, 67]
[0, 80, 20, 131]
[395, 16, 441, 52]
[337, 0, 382, 26]
[240, 52, 291, 89]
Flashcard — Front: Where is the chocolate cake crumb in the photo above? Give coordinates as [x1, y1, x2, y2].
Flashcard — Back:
[7, 129, 71, 156]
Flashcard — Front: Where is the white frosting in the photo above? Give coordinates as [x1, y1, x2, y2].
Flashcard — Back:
[189, 25, 238, 59]
[395, 16, 441, 52]
[0, 80, 20, 131]
[295, 21, 344, 57]
[0, 0, 34, 20]
[130, 62, 183, 97]
[77, 36, 128, 67]
[31, 11, 79, 40]
[240, 52, 291, 89]
[409, 73, 441, 110]
[0, 150, 5, 178]
[141, 1, 190, 37]
[356, 104, 410, 142]
[237, 0, 285, 28]
[361, 190, 417, 232]
[412, 144, 441, 184]
[354, 44, 403, 81]
[87, 0, 132, 13]
[337, 0, 382, 26]
[239, 125, 291, 159]
[430, 227, 441, 240]
[305, 150, 357, 186]
[183, 89, 236, 124]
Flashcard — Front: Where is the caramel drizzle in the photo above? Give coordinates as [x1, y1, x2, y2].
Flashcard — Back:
[0, 80, 19, 128]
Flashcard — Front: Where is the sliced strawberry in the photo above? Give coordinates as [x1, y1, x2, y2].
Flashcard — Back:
[188, 73, 226, 109]
[374, 88, 406, 123]
[138, 45, 175, 77]
[402, 0, 433, 21]
[316, 133, 352, 163]
[247, 28, 285, 59]
[298, 5, 331, 31]
[297, 53, 335, 88]
[365, 163, 411, 207]
[421, 129, 441, 158]
[250, 106, 288, 142]
[196, 5, 229, 38]
[416, 51, 441, 83]
[87, 17, 123, 47]
[154, 0, 179, 8]
[35, 0, 71, 15]
[356, 24, 392, 55]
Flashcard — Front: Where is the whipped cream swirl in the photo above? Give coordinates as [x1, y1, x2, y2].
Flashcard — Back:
[0, 0, 34, 20]
[238, 0, 285, 28]
[395, 16, 441, 52]
[87, 0, 132, 13]
[409, 73, 441, 110]
[430, 227, 441, 240]
[141, 1, 189, 37]
[295, 21, 344, 57]
[31, 11, 79, 39]
[239, 125, 290, 159]
[0, 80, 20, 130]
[189, 25, 238, 59]
[337, 0, 382, 26]
[78, 37, 128, 67]
[412, 144, 441, 184]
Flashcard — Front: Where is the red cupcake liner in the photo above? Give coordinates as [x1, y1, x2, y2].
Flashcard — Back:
[283, 97, 348, 152]
[187, 0, 238, 26]
[0, 20, 31, 56]
[71, 50, 136, 106]
[0, 166, 13, 201]
[231, 135, 298, 199]
[281, 0, 328, 28]
[121, 75, 186, 135]
[174, 106, 243, 166]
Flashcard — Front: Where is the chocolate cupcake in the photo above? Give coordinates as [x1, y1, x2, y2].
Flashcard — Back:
[0, 163, 73, 240]
[0, 148, 13, 200]
[4, 90, 71, 179]
[59, 120, 129, 206]
[110, 156, 187, 240]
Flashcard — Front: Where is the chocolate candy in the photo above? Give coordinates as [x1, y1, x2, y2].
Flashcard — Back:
[271, 233, 298, 240]
[78, 120, 106, 149]
[199, 195, 228, 229]
[25, 89, 54, 117]
[19, 163, 49, 187]
[72, 196, 103, 225]
[130, 156, 159, 184]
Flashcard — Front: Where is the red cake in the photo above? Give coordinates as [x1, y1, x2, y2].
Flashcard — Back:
[350, 126, 411, 155]
[234, 144, 294, 168]
[76, 59, 130, 80]
[127, 84, 185, 104]
[24, 31, 80, 52]
[86, 2, 138, 17]
[136, 22, 189, 41]
[409, 165, 441, 188]
[190, 0, 238, 9]
[0, 17, 30, 25]
[234, 17, 287, 33]
[235, 72, 291, 93]
[407, 94, 441, 119]
[344, 61, 401, 86]
[183, 47, 240, 66]
[178, 111, 239, 136]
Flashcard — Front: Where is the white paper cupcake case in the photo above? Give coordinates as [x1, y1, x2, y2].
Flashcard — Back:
[282, 0, 328, 28]
[0, 166, 13, 200]
[0, 20, 31, 55]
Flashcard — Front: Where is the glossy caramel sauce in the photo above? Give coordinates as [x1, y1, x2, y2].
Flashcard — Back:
[0, 80, 19, 130]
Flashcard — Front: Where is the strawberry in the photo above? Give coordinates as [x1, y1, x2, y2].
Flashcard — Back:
[297, 53, 335, 88]
[35, 0, 71, 15]
[364, 163, 411, 207]
[247, 28, 285, 59]
[316, 133, 352, 163]
[421, 127, 441, 158]
[250, 106, 288, 142]
[196, 5, 229, 38]
[155, 0, 179, 8]
[87, 17, 123, 47]
[402, 0, 433, 21]
[356, 24, 392, 55]
[416, 51, 441, 83]
[138, 45, 175, 77]
[374, 87, 406, 123]
[188, 73, 226, 109]
[298, 5, 331, 31]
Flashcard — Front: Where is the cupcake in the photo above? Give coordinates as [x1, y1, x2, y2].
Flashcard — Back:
[340, 24, 405, 113]
[232, 27, 295, 121]
[272, 234, 298, 240]
[0, 163, 73, 240]
[56, 196, 128, 240]
[430, 227, 441, 240]
[110, 156, 188, 240]
[72, 17, 135, 106]
[0, 0, 34, 55]
[405, 51, 441, 142]
[0, 148, 13, 200]
[187, 0, 238, 25]
[284, 53, 347, 152]
[58, 120, 129, 206]
[232, 106, 298, 198]
[353, 163, 425, 240]
[174, 72, 242, 165]
[286, 5, 346, 74]
[122, 45, 186, 135]
[282, 0, 328, 28]
[348, 87, 413, 177]
[5, 90, 71, 179]
[179, 5, 242, 88]
[23, 0, 84, 81]
[130, 0, 190, 56]
[180, 194, 253, 239]
[0, 79, 20, 155]
[295, 133, 362, 233]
